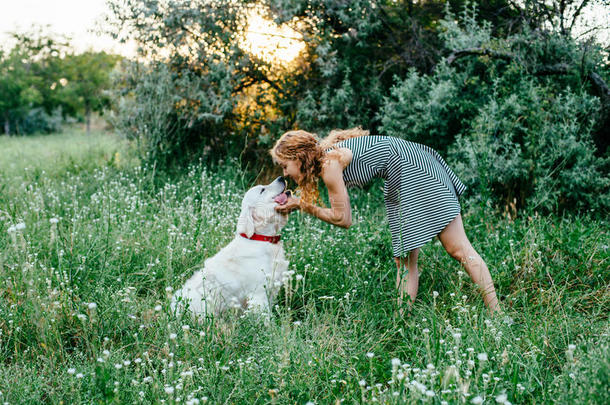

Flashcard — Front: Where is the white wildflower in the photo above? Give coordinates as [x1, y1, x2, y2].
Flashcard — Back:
[495, 393, 508, 403]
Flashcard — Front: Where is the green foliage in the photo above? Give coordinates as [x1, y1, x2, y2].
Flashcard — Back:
[111, 63, 183, 166]
[108, 1, 518, 164]
[0, 30, 120, 135]
[450, 84, 609, 214]
[0, 46, 43, 134]
[107, 0, 279, 166]
[377, 3, 609, 214]
[111, 60, 237, 167]
[271, 0, 517, 135]
[106, 1, 609, 214]
[295, 69, 382, 133]
[57, 52, 121, 133]
[379, 65, 461, 151]
[18, 107, 64, 134]
[439, 2, 494, 49]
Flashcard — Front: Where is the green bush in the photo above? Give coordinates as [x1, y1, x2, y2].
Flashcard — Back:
[297, 71, 374, 134]
[111, 61, 236, 168]
[377, 3, 609, 214]
[449, 83, 609, 214]
[378, 65, 461, 152]
[16, 107, 64, 135]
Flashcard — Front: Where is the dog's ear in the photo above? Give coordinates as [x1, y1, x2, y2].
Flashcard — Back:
[236, 206, 256, 237]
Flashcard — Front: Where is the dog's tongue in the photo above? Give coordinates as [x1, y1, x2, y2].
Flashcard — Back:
[274, 192, 288, 205]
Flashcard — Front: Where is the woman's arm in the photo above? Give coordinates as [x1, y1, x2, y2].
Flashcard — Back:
[277, 151, 352, 228]
[301, 157, 352, 228]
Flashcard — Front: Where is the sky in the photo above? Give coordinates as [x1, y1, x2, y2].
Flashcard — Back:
[0, 0, 135, 56]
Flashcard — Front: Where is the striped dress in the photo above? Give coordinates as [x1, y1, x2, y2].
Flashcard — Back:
[329, 135, 466, 257]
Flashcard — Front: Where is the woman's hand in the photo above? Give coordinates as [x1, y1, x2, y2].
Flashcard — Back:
[275, 196, 301, 214]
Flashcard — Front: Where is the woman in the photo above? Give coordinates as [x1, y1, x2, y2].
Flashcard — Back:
[270, 128, 500, 313]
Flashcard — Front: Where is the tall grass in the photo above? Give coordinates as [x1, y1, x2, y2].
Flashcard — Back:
[0, 131, 608, 404]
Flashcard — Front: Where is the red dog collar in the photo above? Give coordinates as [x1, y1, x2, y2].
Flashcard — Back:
[240, 233, 281, 244]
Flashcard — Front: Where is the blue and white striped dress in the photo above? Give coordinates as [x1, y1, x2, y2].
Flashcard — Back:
[330, 135, 466, 257]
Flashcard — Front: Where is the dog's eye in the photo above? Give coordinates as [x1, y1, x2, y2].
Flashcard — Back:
[260, 188, 265, 194]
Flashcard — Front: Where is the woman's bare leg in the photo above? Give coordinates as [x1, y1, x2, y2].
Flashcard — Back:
[394, 248, 420, 308]
[438, 214, 500, 312]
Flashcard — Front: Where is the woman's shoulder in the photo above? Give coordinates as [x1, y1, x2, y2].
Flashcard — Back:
[323, 147, 353, 171]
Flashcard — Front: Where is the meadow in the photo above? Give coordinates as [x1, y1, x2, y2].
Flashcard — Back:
[0, 131, 608, 404]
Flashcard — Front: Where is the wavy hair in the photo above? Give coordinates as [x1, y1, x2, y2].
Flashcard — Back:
[270, 127, 369, 205]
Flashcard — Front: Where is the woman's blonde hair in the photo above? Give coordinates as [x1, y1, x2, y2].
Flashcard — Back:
[270, 127, 369, 205]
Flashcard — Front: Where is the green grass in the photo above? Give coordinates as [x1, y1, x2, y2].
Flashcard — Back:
[0, 131, 608, 404]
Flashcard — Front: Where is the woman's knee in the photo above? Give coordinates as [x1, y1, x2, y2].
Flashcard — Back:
[443, 240, 469, 262]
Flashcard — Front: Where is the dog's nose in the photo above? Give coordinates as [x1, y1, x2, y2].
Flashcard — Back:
[277, 176, 286, 185]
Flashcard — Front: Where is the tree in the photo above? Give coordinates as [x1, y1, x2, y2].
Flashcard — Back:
[0, 47, 43, 135]
[58, 52, 121, 134]
[106, 0, 277, 165]
[0, 29, 120, 135]
[105, 0, 608, 178]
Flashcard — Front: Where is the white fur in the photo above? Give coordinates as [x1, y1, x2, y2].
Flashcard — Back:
[171, 177, 289, 317]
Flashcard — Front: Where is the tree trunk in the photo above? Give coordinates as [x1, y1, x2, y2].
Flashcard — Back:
[85, 104, 91, 135]
[4, 117, 9, 136]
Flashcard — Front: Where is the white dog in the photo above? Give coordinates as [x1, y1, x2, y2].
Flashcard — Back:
[171, 177, 290, 317]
